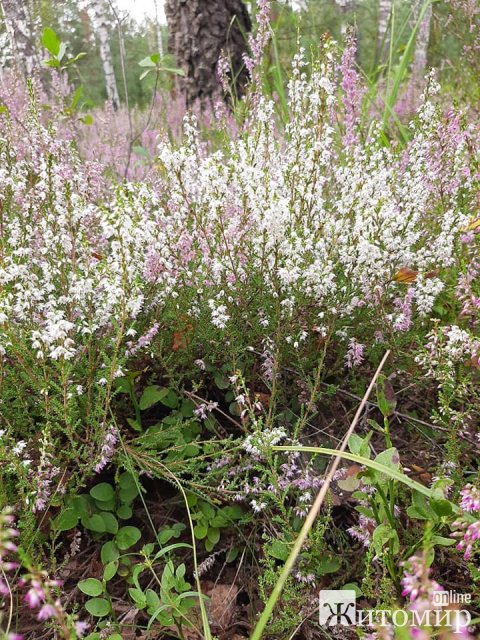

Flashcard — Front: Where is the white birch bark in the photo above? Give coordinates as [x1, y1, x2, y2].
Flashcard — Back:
[0, 0, 39, 76]
[153, 0, 164, 58]
[377, 0, 392, 63]
[87, 0, 120, 110]
[412, 1, 432, 81]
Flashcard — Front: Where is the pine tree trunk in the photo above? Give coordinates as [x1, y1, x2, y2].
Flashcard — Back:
[87, 0, 120, 110]
[0, 0, 40, 77]
[165, 0, 251, 111]
[376, 0, 392, 64]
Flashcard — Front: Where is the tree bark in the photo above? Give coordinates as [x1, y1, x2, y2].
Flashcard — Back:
[412, 1, 432, 81]
[0, 0, 40, 77]
[87, 0, 120, 110]
[153, 0, 164, 58]
[376, 0, 392, 64]
[165, 0, 251, 111]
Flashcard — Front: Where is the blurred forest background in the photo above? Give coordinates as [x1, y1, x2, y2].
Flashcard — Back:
[0, 0, 478, 112]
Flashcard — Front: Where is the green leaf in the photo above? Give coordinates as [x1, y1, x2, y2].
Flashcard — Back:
[268, 539, 290, 561]
[145, 588, 161, 612]
[71, 52, 87, 64]
[347, 433, 371, 458]
[229, 401, 242, 417]
[128, 587, 146, 607]
[317, 554, 341, 575]
[222, 505, 244, 520]
[94, 498, 115, 512]
[139, 385, 169, 410]
[42, 58, 60, 68]
[69, 85, 83, 111]
[80, 114, 93, 125]
[181, 399, 195, 418]
[430, 498, 453, 517]
[118, 485, 139, 505]
[161, 389, 179, 409]
[159, 65, 185, 77]
[373, 447, 401, 485]
[205, 538, 215, 552]
[431, 535, 456, 547]
[214, 372, 229, 389]
[194, 523, 208, 540]
[90, 483, 114, 502]
[116, 526, 142, 550]
[372, 524, 400, 556]
[78, 578, 104, 597]
[139, 69, 153, 81]
[226, 547, 239, 563]
[101, 541, 119, 564]
[207, 527, 220, 545]
[85, 597, 111, 617]
[41, 27, 60, 56]
[99, 512, 118, 534]
[85, 514, 107, 533]
[53, 508, 79, 531]
[376, 374, 397, 418]
[139, 55, 157, 67]
[69, 494, 92, 516]
[57, 42, 66, 62]
[103, 561, 118, 581]
[127, 417, 142, 432]
[119, 472, 136, 489]
[117, 505, 132, 520]
[341, 583, 362, 596]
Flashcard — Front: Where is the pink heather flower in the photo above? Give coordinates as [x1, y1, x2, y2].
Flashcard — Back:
[345, 338, 365, 368]
[32, 461, 60, 513]
[125, 323, 160, 356]
[409, 628, 429, 640]
[37, 603, 58, 621]
[7, 634, 24, 640]
[347, 515, 375, 547]
[452, 519, 480, 560]
[460, 484, 480, 512]
[243, 0, 271, 77]
[25, 586, 45, 608]
[400, 554, 442, 605]
[217, 51, 231, 93]
[393, 287, 415, 332]
[94, 426, 118, 473]
[75, 621, 90, 637]
[194, 401, 218, 420]
[340, 32, 366, 148]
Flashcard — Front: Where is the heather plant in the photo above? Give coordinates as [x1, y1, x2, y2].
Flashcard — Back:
[0, 10, 479, 639]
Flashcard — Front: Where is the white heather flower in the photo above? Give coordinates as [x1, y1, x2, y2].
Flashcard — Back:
[250, 500, 267, 513]
[243, 427, 287, 457]
[13, 441, 27, 455]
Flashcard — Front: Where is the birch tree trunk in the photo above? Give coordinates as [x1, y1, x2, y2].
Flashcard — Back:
[0, 0, 40, 77]
[412, 2, 432, 81]
[87, 0, 120, 110]
[376, 0, 392, 64]
[153, 0, 164, 58]
[165, 0, 251, 112]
